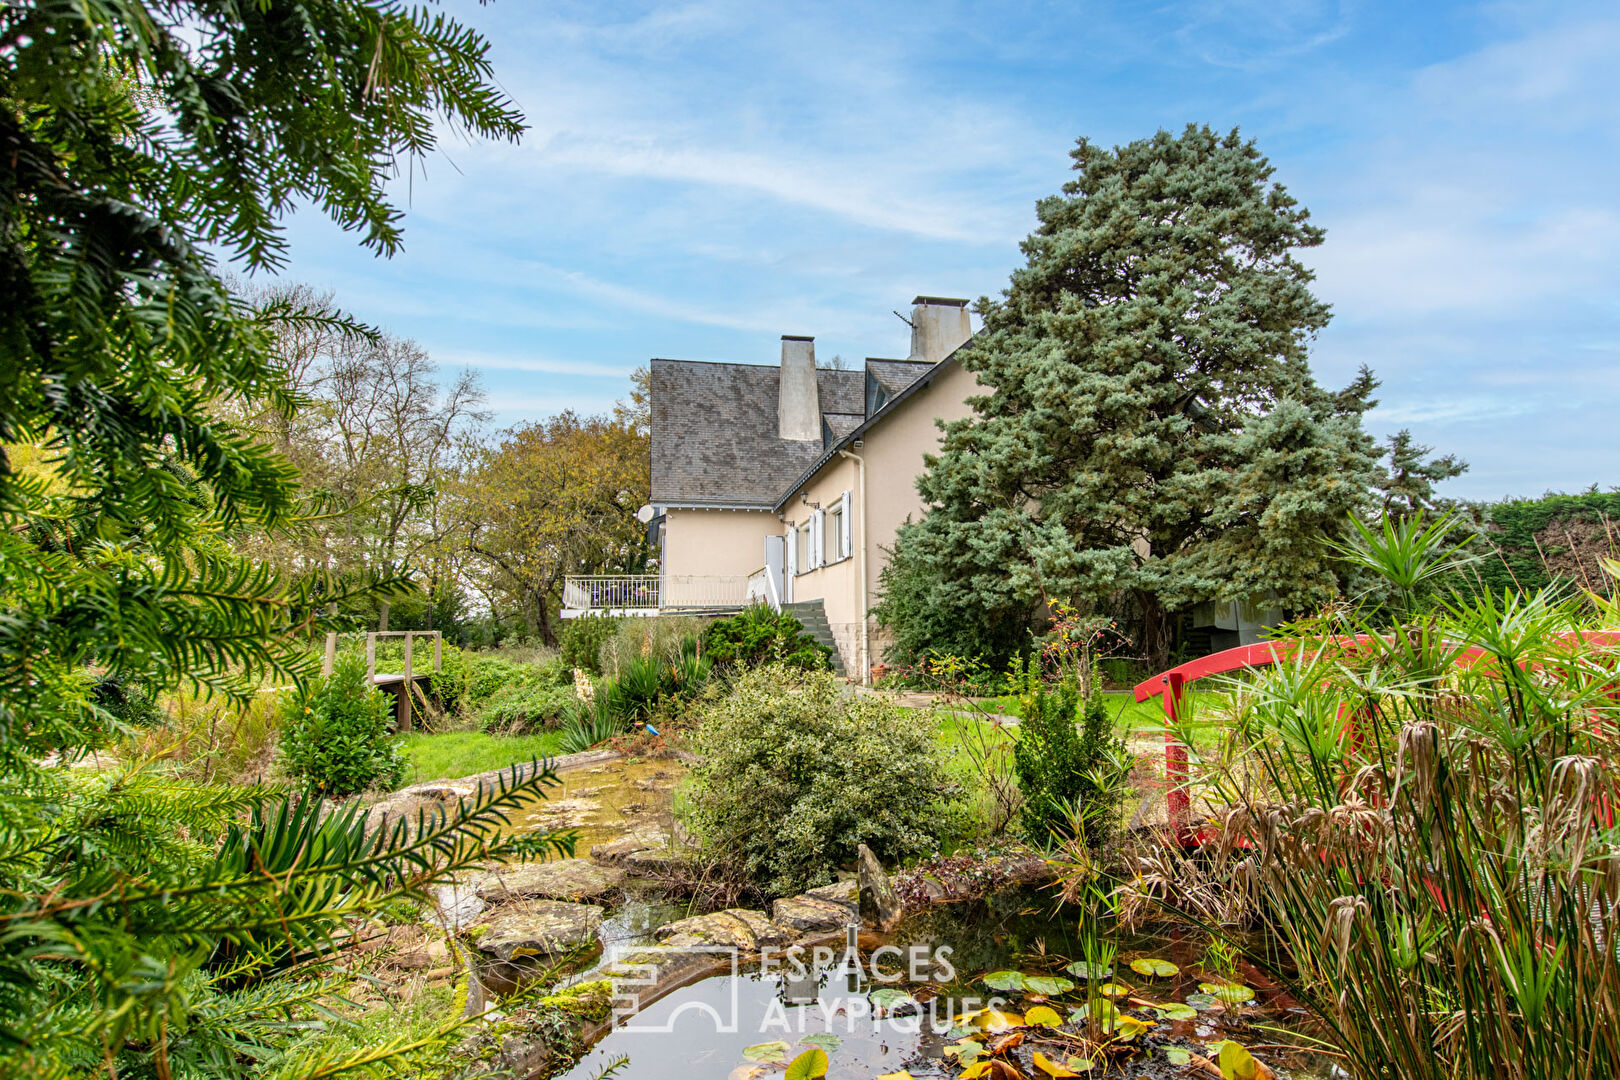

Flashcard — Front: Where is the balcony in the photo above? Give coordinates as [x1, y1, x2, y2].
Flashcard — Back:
[561, 574, 755, 617]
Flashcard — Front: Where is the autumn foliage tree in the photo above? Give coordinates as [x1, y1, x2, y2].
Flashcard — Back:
[464, 411, 650, 644]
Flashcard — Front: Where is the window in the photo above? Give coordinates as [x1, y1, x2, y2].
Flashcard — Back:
[795, 521, 813, 575]
[825, 501, 845, 563]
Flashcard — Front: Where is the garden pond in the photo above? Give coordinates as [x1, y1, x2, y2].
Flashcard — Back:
[556, 889, 1342, 1080]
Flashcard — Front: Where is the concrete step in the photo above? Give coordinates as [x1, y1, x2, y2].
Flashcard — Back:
[781, 600, 846, 677]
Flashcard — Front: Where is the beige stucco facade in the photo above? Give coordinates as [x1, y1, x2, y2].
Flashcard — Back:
[659, 507, 777, 608]
[779, 359, 980, 679]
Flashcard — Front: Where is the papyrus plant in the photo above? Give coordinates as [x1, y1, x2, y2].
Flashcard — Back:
[1192, 516, 1620, 1079]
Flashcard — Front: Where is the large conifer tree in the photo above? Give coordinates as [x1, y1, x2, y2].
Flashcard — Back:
[880, 126, 1379, 666]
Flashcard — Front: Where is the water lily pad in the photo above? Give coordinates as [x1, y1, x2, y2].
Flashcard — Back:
[1153, 1002, 1198, 1021]
[1065, 960, 1114, 981]
[1164, 1047, 1192, 1066]
[1024, 1005, 1064, 1027]
[1129, 957, 1180, 978]
[1066, 1056, 1096, 1072]
[1219, 1040, 1262, 1080]
[800, 1033, 842, 1053]
[870, 988, 918, 1014]
[1024, 974, 1077, 996]
[1096, 982, 1130, 997]
[742, 1041, 791, 1064]
[944, 1038, 984, 1065]
[1198, 980, 1256, 1005]
[982, 970, 1027, 991]
[1184, 992, 1222, 1011]
[785, 1048, 829, 1080]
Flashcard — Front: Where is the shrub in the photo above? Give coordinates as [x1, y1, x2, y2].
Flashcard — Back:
[598, 616, 710, 677]
[1009, 656, 1127, 848]
[470, 657, 578, 733]
[280, 655, 406, 795]
[559, 615, 620, 675]
[595, 635, 711, 726]
[683, 665, 958, 896]
[701, 604, 830, 671]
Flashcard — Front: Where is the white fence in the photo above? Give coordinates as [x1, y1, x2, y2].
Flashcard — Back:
[561, 574, 753, 615]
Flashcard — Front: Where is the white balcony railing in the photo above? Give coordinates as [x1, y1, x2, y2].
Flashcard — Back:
[561, 574, 753, 616]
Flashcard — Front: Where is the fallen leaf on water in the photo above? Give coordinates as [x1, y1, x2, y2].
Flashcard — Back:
[944, 1038, 985, 1065]
[986, 1030, 1025, 1054]
[727, 1068, 764, 1080]
[800, 1033, 841, 1054]
[976, 1008, 1025, 1032]
[1032, 1050, 1081, 1077]
[1163, 1047, 1192, 1066]
[741, 1040, 790, 1064]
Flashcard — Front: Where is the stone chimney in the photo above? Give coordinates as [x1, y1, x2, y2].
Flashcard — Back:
[778, 335, 820, 441]
[906, 296, 971, 365]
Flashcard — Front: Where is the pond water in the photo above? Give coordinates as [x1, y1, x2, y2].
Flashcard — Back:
[560, 890, 1341, 1080]
[503, 756, 686, 855]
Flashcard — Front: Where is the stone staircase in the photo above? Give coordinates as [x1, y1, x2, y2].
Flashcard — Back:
[782, 599, 847, 677]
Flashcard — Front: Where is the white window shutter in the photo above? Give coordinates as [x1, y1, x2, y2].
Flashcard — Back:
[810, 509, 824, 568]
[839, 491, 852, 560]
[785, 527, 797, 578]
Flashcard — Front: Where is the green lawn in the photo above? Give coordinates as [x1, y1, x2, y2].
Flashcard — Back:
[397, 730, 568, 785]
[964, 689, 1229, 734]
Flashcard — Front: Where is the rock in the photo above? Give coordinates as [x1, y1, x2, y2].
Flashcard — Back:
[589, 827, 670, 864]
[653, 909, 792, 951]
[475, 860, 626, 903]
[474, 903, 603, 962]
[771, 894, 854, 933]
[472, 903, 604, 997]
[856, 844, 903, 930]
[805, 879, 859, 914]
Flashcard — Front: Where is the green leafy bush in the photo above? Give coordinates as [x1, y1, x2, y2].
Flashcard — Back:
[702, 604, 831, 671]
[280, 655, 406, 795]
[683, 665, 958, 896]
[559, 615, 620, 675]
[470, 656, 578, 733]
[1009, 657, 1127, 847]
[594, 636, 712, 726]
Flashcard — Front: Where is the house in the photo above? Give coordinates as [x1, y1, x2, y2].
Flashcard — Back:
[561, 296, 981, 682]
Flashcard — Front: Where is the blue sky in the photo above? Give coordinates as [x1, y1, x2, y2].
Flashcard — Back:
[279, 0, 1619, 501]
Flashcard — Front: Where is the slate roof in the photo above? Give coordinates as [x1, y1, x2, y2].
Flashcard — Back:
[649, 360, 867, 507]
[865, 359, 935, 414]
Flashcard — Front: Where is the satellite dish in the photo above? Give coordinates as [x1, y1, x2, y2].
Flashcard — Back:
[635, 504, 656, 524]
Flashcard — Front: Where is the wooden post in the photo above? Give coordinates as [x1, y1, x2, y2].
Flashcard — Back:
[433, 631, 442, 672]
[322, 632, 337, 677]
[399, 632, 414, 732]
[365, 633, 376, 681]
